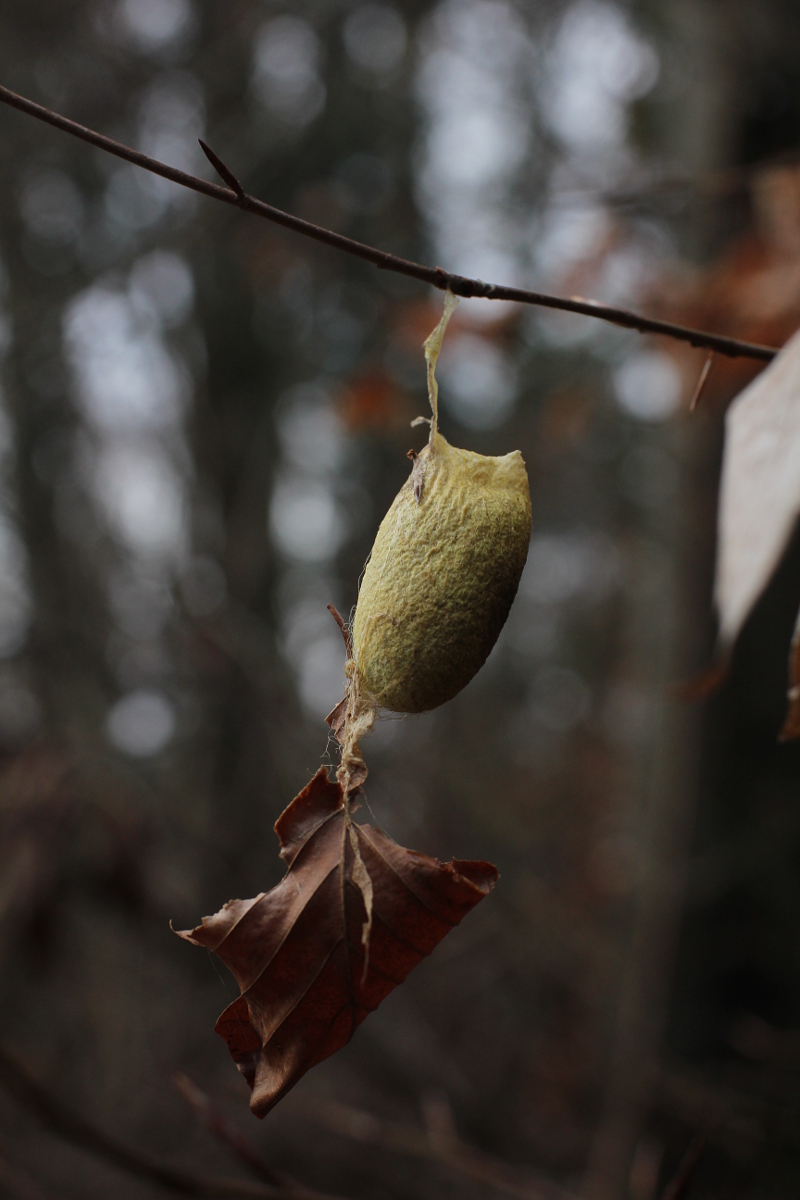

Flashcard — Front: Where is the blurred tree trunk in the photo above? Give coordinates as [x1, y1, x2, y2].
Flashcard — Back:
[585, 3, 741, 1195]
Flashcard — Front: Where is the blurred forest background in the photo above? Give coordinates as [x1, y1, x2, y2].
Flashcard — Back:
[2, 1, 800, 1198]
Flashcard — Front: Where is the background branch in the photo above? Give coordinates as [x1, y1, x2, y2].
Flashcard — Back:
[0, 83, 779, 364]
[659, 1138, 706, 1200]
[0, 1048, 322, 1200]
[296, 1095, 576, 1200]
[174, 1073, 344, 1200]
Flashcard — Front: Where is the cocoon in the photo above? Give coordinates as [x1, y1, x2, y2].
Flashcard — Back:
[352, 429, 531, 714]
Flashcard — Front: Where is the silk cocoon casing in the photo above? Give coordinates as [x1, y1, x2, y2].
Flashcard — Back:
[352, 431, 531, 714]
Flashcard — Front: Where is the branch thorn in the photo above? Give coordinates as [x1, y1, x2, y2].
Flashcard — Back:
[198, 139, 245, 203]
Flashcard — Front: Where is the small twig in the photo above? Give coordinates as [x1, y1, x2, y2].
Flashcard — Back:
[174, 1073, 341, 1200]
[0, 82, 779, 364]
[0, 1047, 295, 1199]
[689, 353, 715, 412]
[659, 1137, 706, 1200]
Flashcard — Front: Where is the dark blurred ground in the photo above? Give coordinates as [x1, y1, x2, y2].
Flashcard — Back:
[2, 2, 800, 1198]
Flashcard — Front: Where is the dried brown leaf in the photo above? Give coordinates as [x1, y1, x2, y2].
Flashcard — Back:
[176, 768, 497, 1118]
[715, 327, 800, 647]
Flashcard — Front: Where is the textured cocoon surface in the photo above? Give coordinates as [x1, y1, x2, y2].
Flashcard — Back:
[352, 431, 531, 714]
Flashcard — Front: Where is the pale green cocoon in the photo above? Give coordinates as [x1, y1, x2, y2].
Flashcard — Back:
[352, 431, 531, 714]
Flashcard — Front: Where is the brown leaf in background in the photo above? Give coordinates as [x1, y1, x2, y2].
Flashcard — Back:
[176, 768, 498, 1118]
[780, 605, 800, 739]
[714, 327, 800, 651]
[338, 370, 401, 431]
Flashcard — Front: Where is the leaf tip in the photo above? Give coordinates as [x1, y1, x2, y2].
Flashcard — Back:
[448, 859, 499, 895]
[274, 766, 343, 864]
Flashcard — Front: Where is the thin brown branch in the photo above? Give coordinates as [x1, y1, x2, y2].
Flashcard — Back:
[0, 82, 779, 364]
[174, 1073, 343, 1200]
[0, 1047, 299, 1199]
[659, 1137, 706, 1200]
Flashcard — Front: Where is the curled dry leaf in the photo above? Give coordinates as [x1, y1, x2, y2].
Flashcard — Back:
[715, 326, 800, 647]
[714, 327, 800, 734]
[176, 767, 498, 1118]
